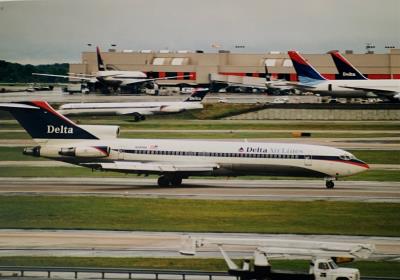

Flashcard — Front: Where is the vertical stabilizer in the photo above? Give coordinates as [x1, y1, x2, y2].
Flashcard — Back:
[288, 51, 326, 83]
[329, 51, 367, 80]
[0, 102, 98, 141]
[96, 46, 106, 71]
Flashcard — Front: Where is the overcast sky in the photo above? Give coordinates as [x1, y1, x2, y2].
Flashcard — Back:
[0, 0, 399, 64]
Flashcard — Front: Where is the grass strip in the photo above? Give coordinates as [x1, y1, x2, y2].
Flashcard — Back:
[1, 130, 400, 140]
[0, 196, 399, 236]
[349, 150, 400, 165]
[0, 257, 398, 277]
[2, 117, 400, 131]
[0, 147, 43, 161]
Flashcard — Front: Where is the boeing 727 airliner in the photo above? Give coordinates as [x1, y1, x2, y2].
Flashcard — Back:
[0, 101, 369, 188]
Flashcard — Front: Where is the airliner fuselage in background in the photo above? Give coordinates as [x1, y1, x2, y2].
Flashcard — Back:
[288, 51, 400, 101]
[58, 89, 208, 121]
[0, 102, 369, 189]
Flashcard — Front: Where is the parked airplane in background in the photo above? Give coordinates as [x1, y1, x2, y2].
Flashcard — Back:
[288, 51, 400, 101]
[218, 65, 293, 94]
[0, 101, 369, 188]
[329, 51, 367, 80]
[33, 47, 190, 93]
[58, 88, 209, 121]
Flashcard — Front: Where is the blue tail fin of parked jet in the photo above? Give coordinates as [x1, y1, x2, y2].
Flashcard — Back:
[288, 51, 326, 83]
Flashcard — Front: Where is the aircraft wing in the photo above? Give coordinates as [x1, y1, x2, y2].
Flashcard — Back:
[67, 72, 96, 77]
[82, 161, 219, 174]
[115, 108, 157, 116]
[226, 82, 268, 89]
[122, 75, 193, 86]
[285, 82, 317, 90]
[338, 85, 398, 94]
[32, 73, 95, 82]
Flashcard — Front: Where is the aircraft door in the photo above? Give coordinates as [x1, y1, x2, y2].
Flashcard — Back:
[304, 155, 312, 166]
[328, 84, 332, 91]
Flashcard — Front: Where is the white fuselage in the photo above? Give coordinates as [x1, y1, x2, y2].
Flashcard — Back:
[307, 79, 400, 98]
[58, 101, 203, 116]
[38, 138, 369, 179]
[96, 70, 148, 86]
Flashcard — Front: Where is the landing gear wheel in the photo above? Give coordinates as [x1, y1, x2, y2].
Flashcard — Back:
[170, 176, 182, 186]
[157, 176, 170, 187]
[132, 113, 142, 122]
[139, 115, 146, 121]
[326, 180, 335, 189]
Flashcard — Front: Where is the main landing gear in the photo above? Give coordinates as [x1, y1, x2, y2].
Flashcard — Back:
[325, 180, 335, 189]
[157, 175, 183, 187]
[132, 113, 145, 122]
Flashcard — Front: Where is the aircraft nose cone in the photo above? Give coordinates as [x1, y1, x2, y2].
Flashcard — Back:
[359, 160, 369, 169]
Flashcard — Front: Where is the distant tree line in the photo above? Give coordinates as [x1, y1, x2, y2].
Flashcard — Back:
[0, 60, 68, 83]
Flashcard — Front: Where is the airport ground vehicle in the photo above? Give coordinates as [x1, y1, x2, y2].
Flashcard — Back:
[181, 236, 369, 280]
[227, 256, 360, 280]
[310, 258, 360, 280]
[0, 101, 369, 188]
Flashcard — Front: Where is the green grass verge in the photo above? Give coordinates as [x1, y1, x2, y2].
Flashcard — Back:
[0, 257, 398, 277]
[349, 150, 400, 165]
[0, 147, 43, 161]
[1, 129, 387, 139]
[2, 116, 400, 131]
[0, 166, 399, 181]
[1, 130, 400, 140]
[0, 196, 399, 236]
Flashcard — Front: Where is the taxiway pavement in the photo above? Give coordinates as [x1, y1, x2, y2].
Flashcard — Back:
[0, 177, 399, 202]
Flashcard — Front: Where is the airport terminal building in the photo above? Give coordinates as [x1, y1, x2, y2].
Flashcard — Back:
[70, 48, 400, 87]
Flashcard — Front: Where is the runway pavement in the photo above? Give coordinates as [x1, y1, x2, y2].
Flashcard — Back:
[0, 229, 398, 260]
[0, 177, 399, 202]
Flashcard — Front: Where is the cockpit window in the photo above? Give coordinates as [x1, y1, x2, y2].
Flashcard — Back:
[339, 155, 352, 160]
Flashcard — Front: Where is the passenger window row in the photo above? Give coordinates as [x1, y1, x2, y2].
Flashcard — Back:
[122, 149, 301, 159]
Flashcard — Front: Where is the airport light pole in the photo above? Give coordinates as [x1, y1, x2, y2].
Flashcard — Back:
[365, 43, 375, 54]
[385, 45, 396, 79]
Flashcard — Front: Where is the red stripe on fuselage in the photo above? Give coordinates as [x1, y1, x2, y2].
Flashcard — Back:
[93, 146, 109, 156]
[322, 159, 369, 169]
